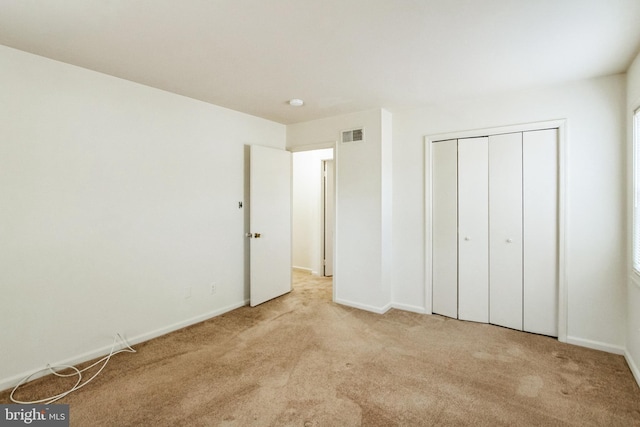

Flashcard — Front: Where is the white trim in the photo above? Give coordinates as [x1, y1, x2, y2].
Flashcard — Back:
[566, 336, 625, 355]
[391, 303, 428, 314]
[320, 158, 335, 278]
[292, 266, 312, 274]
[631, 104, 640, 290]
[288, 141, 337, 152]
[427, 119, 566, 142]
[320, 160, 327, 277]
[332, 145, 339, 304]
[424, 135, 434, 315]
[625, 350, 640, 388]
[557, 120, 569, 342]
[0, 300, 248, 392]
[631, 108, 640, 287]
[335, 298, 392, 314]
[424, 119, 568, 342]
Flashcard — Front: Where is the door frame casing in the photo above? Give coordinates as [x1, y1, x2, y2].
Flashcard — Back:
[424, 119, 568, 342]
[322, 159, 335, 277]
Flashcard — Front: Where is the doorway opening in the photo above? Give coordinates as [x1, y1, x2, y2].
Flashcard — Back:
[292, 148, 335, 288]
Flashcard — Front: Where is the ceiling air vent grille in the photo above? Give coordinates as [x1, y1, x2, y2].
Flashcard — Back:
[341, 127, 364, 143]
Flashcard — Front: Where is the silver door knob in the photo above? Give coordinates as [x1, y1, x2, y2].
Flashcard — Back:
[464, 236, 470, 241]
[506, 238, 513, 243]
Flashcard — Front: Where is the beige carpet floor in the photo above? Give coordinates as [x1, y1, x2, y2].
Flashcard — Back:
[2, 271, 640, 426]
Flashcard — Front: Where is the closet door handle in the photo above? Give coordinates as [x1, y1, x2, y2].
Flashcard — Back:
[506, 238, 513, 243]
[464, 236, 471, 241]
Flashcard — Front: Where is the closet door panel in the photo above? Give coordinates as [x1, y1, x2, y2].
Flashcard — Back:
[458, 137, 489, 323]
[432, 140, 458, 318]
[523, 129, 558, 336]
[489, 133, 523, 330]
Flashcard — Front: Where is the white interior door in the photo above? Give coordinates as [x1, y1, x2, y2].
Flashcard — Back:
[523, 129, 558, 336]
[489, 133, 523, 330]
[250, 145, 292, 307]
[431, 139, 458, 318]
[323, 160, 335, 277]
[458, 137, 489, 323]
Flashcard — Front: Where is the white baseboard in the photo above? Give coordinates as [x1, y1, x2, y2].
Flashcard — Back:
[335, 298, 391, 314]
[335, 299, 429, 315]
[625, 350, 640, 388]
[566, 336, 625, 355]
[0, 299, 248, 392]
[292, 266, 312, 273]
[125, 300, 248, 348]
[391, 303, 429, 314]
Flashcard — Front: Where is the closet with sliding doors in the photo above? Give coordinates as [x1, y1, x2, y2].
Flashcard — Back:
[431, 128, 558, 337]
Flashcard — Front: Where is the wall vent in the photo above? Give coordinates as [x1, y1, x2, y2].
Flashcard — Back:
[341, 127, 364, 143]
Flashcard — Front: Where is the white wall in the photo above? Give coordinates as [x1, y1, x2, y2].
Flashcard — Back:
[626, 50, 640, 384]
[392, 74, 627, 352]
[288, 109, 393, 312]
[292, 149, 333, 274]
[0, 46, 285, 389]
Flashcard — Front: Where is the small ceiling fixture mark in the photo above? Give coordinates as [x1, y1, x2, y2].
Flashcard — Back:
[289, 98, 304, 107]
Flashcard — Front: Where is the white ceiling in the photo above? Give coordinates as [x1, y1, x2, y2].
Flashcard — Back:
[1, 0, 639, 124]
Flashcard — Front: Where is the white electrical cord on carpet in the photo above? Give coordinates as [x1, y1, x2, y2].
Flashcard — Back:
[10, 333, 136, 405]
